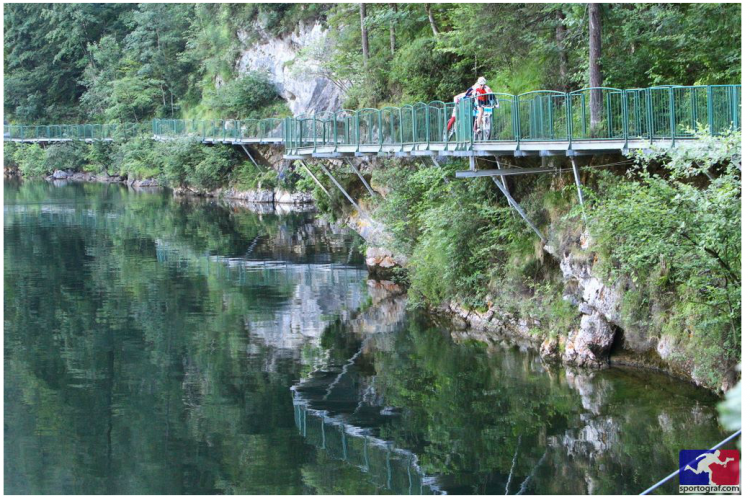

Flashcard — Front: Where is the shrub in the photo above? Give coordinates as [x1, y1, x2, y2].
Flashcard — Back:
[12, 144, 48, 177]
[204, 72, 284, 119]
[43, 143, 87, 172]
[112, 137, 160, 179]
[187, 145, 234, 190]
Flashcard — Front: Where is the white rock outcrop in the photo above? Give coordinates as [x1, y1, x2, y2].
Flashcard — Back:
[237, 22, 344, 116]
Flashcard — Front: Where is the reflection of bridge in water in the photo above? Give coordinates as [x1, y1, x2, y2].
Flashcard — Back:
[290, 290, 444, 494]
[292, 375, 445, 495]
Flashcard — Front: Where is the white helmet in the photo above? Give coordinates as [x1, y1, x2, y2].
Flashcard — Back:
[477, 76, 487, 85]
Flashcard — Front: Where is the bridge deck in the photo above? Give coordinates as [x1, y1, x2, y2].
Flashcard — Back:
[281, 137, 684, 159]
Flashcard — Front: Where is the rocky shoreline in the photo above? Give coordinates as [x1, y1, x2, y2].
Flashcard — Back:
[346, 209, 736, 393]
[15, 168, 317, 206]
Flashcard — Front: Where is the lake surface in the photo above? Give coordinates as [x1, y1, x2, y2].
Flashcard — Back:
[4, 180, 730, 494]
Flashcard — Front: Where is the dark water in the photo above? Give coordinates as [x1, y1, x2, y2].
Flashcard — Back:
[5, 180, 728, 494]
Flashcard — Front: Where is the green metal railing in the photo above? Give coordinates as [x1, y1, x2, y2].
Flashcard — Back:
[4, 84, 740, 155]
[283, 84, 741, 153]
[152, 118, 284, 142]
[3, 122, 143, 141]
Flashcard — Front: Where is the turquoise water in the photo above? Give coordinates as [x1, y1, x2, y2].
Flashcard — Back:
[4, 180, 728, 494]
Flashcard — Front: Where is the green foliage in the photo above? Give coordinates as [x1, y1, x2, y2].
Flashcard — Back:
[588, 131, 741, 390]
[718, 366, 741, 440]
[42, 143, 87, 173]
[148, 139, 238, 190]
[112, 137, 159, 179]
[371, 161, 551, 309]
[203, 72, 284, 120]
[4, 142, 19, 169]
[230, 162, 279, 191]
[12, 144, 48, 177]
[4, 3, 740, 124]
[390, 36, 470, 103]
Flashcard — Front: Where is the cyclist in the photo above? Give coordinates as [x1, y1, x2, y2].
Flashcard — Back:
[444, 77, 493, 138]
[471, 77, 494, 136]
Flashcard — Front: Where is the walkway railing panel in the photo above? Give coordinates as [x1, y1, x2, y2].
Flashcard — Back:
[357, 109, 380, 147]
[483, 93, 516, 141]
[569, 88, 625, 140]
[427, 101, 446, 145]
[4, 122, 141, 141]
[400, 105, 415, 145]
[517, 91, 569, 141]
[413, 103, 430, 144]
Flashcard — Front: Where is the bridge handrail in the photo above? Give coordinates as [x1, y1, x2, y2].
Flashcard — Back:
[277, 84, 740, 150]
[5, 84, 740, 152]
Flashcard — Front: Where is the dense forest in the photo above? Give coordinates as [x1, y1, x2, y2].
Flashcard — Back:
[4, 3, 741, 123]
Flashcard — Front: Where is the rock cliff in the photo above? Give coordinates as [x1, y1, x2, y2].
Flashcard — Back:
[237, 22, 343, 116]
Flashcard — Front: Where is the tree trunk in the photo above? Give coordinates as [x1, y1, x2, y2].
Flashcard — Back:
[360, 3, 370, 68]
[555, 9, 568, 92]
[390, 4, 397, 56]
[426, 4, 439, 37]
[588, 3, 603, 127]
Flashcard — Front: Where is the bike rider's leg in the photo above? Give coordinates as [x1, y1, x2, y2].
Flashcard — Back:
[446, 116, 456, 133]
[475, 107, 484, 134]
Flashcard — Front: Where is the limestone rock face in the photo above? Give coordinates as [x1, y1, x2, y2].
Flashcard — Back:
[365, 247, 406, 273]
[559, 251, 622, 326]
[52, 170, 69, 179]
[274, 189, 314, 204]
[540, 335, 564, 362]
[236, 22, 343, 116]
[70, 172, 93, 181]
[563, 312, 616, 368]
[222, 188, 275, 203]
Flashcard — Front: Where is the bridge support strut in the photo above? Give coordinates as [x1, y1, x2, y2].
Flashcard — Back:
[240, 144, 262, 171]
[317, 161, 365, 214]
[345, 157, 377, 197]
[570, 158, 586, 214]
[490, 176, 546, 243]
[297, 160, 332, 199]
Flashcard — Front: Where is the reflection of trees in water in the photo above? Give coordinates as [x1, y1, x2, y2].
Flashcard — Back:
[369, 326, 725, 494]
[4, 181, 371, 494]
[292, 309, 727, 495]
[5, 181, 729, 495]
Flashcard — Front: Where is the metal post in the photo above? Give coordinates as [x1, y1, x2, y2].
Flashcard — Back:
[240, 144, 262, 172]
[621, 92, 629, 149]
[297, 160, 332, 199]
[341, 426, 347, 461]
[363, 436, 369, 471]
[570, 158, 586, 218]
[321, 419, 326, 449]
[345, 157, 377, 197]
[313, 112, 317, 153]
[708, 86, 715, 135]
[318, 161, 365, 213]
[490, 176, 546, 242]
[669, 86, 677, 146]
